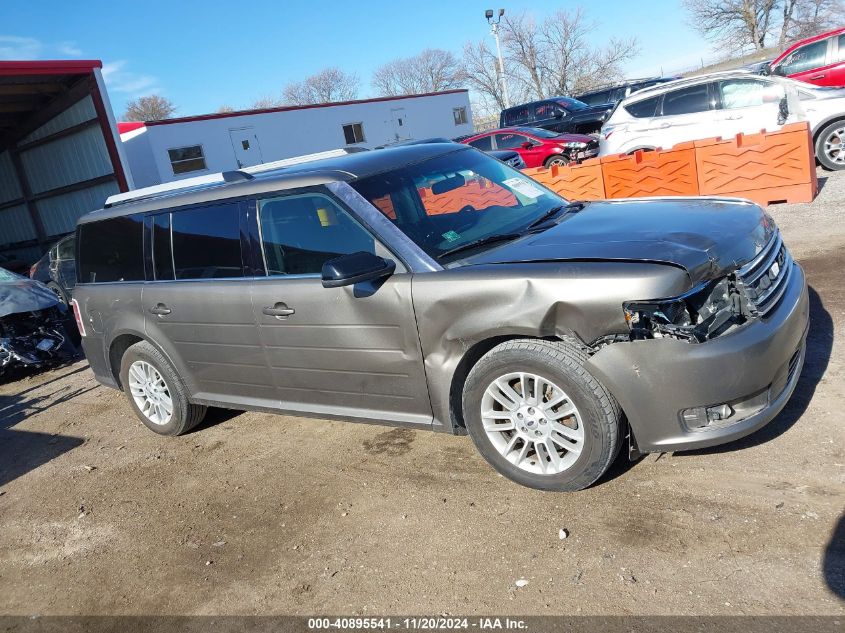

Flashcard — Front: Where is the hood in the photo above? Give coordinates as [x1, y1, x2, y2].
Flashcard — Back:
[0, 278, 60, 318]
[465, 198, 775, 283]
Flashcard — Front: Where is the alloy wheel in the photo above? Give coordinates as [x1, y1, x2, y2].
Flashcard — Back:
[824, 126, 845, 165]
[127, 360, 173, 425]
[481, 371, 584, 475]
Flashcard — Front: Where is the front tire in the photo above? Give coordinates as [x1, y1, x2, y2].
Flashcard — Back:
[119, 340, 207, 436]
[815, 121, 845, 170]
[462, 339, 621, 491]
[544, 154, 571, 168]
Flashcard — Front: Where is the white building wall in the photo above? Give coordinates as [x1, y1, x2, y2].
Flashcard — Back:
[123, 91, 473, 186]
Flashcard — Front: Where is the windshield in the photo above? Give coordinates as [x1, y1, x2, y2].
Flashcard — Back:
[0, 267, 21, 281]
[556, 97, 588, 111]
[351, 148, 567, 263]
[517, 126, 560, 139]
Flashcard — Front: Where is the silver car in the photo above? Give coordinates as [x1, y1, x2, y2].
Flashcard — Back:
[73, 144, 808, 491]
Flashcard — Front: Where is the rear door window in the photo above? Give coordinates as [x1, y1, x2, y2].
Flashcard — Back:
[258, 192, 376, 276]
[624, 95, 660, 118]
[468, 136, 493, 151]
[661, 84, 712, 116]
[494, 133, 529, 149]
[503, 104, 532, 126]
[77, 215, 145, 283]
[171, 203, 243, 279]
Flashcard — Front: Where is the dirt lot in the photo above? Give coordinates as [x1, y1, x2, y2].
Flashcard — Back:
[1, 173, 843, 617]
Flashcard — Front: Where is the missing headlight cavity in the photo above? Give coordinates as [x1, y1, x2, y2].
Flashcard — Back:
[623, 275, 751, 344]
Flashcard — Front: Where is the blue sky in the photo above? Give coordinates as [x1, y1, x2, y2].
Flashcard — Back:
[0, 0, 717, 117]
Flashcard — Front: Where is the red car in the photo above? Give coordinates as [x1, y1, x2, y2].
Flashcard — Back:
[769, 27, 845, 87]
[461, 127, 598, 168]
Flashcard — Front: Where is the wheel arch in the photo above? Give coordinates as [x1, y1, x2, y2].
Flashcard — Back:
[812, 115, 845, 143]
[448, 333, 589, 432]
[107, 331, 180, 391]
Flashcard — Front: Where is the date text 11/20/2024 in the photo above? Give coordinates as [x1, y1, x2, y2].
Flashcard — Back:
[307, 617, 528, 630]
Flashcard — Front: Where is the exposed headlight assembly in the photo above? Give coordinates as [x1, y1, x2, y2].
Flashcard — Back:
[623, 277, 747, 343]
[562, 141, 588, 149]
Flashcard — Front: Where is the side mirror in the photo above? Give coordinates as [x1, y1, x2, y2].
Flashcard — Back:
[321, 251, 396, 288]
[777, 95, 789, 125]
[520, 141, 534, 149]
[760, 63, 771, 76]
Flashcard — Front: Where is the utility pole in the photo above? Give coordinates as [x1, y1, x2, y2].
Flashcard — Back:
[485, 9, 510, 109]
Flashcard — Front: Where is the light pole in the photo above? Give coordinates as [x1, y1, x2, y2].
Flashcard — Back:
[485, 8, 510, 109]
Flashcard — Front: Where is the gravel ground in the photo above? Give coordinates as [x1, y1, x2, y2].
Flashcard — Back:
[0, 172, 843, 616]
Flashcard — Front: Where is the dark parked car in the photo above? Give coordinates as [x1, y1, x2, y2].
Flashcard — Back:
[73, 143, 807, 491]
[29, 234, 76, 305]
[0, 267, 78, 378]
[500, 97, 612, 135]
[574, 77, 679, 107]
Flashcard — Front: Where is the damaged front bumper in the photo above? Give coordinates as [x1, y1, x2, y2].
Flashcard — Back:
[0, 307, 76, 376]
[586, 262, 809, 453]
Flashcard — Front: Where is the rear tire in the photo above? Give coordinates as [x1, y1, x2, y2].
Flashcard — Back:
[462, 339, 621, 491]
[815, 120, 845, 170]
[119, 340, 206, 436]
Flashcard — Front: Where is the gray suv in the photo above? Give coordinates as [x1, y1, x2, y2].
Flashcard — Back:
[73, 144, 808, 491]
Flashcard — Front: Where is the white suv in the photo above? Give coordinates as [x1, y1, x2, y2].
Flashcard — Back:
[599, 71, 845, 170]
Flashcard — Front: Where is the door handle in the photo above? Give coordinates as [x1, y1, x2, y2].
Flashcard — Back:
[808, 73, 826, 80]
[263, 302, 295, 318]
[149, 303, 171, 316]
[657, 122, 671, 129]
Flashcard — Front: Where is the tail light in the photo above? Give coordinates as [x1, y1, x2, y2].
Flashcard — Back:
[70, 298, 86, 337]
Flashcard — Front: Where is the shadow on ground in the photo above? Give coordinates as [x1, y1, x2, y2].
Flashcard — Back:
[0, 363, 87, 488]
[824, 512, 845, 600]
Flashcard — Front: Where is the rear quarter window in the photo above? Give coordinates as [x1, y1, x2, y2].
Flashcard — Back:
[77, 215, 145, 283]
[503, 105, 532, 126]
[624, 95, 660, 118]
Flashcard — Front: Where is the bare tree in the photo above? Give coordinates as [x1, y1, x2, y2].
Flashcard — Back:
[123, 95, 176, 121]
[790, 0, 845, 40]
[686, 0, 844, 51]
[251, 95, 283, 109]
[684, 0, 780, 49]
[372, 49, 463, 96]
[460, 40, 512, 111]
[282, 68, 359, 105]
[460, 9, 637, 114]
[216, 105, 235, 113]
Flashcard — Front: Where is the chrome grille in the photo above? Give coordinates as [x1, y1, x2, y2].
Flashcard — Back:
[738, 233, 792, 316]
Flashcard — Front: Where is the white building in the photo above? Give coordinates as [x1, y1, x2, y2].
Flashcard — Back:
[120, 89, 473, 188]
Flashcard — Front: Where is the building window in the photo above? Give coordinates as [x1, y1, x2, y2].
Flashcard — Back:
[453, 107, 468, 125]
[168, 145, 207, 175]
[342, 123, 365, 145]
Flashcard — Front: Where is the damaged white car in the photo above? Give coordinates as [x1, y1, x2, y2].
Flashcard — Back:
[0, 267, 77, 378]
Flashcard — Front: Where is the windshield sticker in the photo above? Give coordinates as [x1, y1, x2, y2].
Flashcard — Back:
[503, 177, 545, 199]
[442, 230, 461, 242]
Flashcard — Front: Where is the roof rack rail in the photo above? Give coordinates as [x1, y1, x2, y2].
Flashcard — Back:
[104, 147, 368, 208]
[222, 170, 255, 183]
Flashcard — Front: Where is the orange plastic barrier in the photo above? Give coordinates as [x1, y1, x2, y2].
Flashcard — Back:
[523, 159, 605, 200]
[522, 123, 818, 207]
[418, 178, 517, 215]
[600, 142, 699, 198]
[694, 122, 818, 206]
